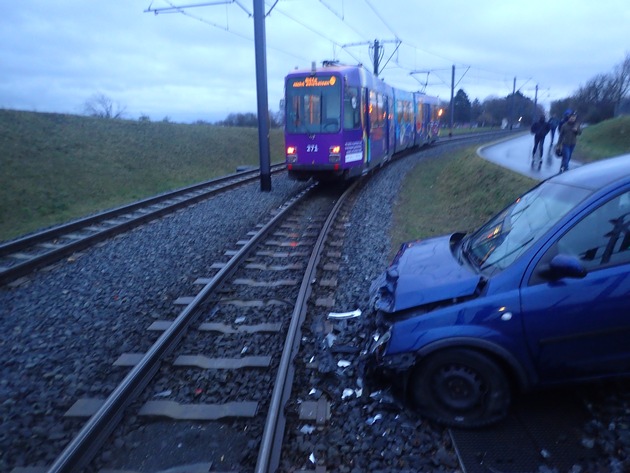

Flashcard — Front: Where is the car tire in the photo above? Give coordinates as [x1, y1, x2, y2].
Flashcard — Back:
[410, 348, 511, 428]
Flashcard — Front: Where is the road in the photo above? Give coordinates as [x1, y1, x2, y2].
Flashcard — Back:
[478, 132, 574, 180]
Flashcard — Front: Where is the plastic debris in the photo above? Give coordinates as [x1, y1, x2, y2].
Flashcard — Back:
[154, 390, 172, 397]
[342, 388, 354, 400]
[309, 453, 316, 464]
[234, 316, 246, 324]
[325, 332, 337, 347]
[300, 425, 316, 434]
[337, 360, 351, 368]
[241, 346, 248, 354]
[366, 414, 382, 425]
[328, 309, 362, 319]
[540, 448, 551, 459]
[342, 387, 362, 399]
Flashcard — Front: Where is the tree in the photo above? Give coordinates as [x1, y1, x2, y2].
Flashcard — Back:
[484, 98, 508, 126]
[453, 89, 472, 124]
[574, 74, 617, 123]
[215, 110, 283, 128]
[611, 52, 630, 115]
[551, 52, 630, 124]
[83, 93, 126, 119]
[470, 99, 484, 126]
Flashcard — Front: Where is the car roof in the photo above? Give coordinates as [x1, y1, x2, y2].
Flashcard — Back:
[550, 155, 630, 190]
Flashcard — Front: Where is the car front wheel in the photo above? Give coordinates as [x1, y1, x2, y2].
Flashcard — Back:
[410, 348, 511, 428]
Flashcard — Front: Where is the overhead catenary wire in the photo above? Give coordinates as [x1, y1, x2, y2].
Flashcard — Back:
[146, 0, 543, 103]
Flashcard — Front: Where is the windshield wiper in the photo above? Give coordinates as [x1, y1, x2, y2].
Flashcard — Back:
[460, 234, 482, 270]
[480, 237, 535, 271]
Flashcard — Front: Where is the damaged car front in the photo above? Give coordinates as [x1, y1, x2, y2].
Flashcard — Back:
[367, 178, 594, 427]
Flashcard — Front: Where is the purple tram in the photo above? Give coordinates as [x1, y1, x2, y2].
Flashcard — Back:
[284, 62, 441, 181]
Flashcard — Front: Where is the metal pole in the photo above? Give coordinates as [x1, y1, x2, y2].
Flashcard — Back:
[449, 65, 454, 136]
[253, 0, 272, 191]
[510, 76, 516, 129]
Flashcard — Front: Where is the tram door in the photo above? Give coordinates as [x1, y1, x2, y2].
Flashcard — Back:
[363, 87, 370, 164]
[384, 95, 391, 158]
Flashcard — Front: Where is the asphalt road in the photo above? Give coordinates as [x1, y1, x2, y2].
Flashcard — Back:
[478, 132, 572, 180]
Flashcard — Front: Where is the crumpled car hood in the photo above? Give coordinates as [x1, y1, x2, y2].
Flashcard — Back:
[371, 234, 482, 313]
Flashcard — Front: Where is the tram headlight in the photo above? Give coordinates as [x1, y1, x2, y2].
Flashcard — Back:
[328, 145, 341, 163]
[286, 146, 298, 163]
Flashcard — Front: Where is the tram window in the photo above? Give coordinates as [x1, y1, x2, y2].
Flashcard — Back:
[344, 86, 361, 130]
[370, 90, 378, 130]
[416, 103, 424, 131]
[285, 77, 341, 134]
[377, 93, 385, 125]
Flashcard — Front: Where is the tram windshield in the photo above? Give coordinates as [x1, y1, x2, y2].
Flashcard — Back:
[285, 75, 341, 134]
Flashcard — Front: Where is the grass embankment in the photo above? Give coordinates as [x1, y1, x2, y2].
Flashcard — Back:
[575, 115, 630, 162]
[1, 111, 629, 246]
[390, 115, 630, 256]
[390, 150, 536, 258]
[0, 109, 285, 242]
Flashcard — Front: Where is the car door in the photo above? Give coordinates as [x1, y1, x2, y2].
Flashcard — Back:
[520, 189, 630, 383]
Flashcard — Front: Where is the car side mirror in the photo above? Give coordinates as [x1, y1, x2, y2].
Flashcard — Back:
[548, 254, 587, 279]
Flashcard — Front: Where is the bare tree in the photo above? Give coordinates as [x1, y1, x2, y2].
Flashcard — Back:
[83, 92, 126, 119]
[612, 52, 630, 115]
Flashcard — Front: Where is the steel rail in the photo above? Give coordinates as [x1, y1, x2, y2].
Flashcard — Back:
[0, 163, 285, 285]
[255, 178, 361, 473]
[45, 182, 315, 473]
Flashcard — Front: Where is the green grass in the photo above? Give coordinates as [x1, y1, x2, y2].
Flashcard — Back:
[441, 125, 500, 136]
[1, 110, 628, 246]
[0, 109, 285, 241]
[390, 150, 536, 258]
[390, 115, 630, 257]
[574, 115, 630, 162]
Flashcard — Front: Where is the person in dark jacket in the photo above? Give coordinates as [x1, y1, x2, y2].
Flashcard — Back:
[556, 109, 573, 136]
[530, 116, 550, 168]
[556, 112, 581, 173]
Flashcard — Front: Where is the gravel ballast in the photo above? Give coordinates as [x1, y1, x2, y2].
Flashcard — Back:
[2, 145, 630, 472]
[0, 176, 310, 470]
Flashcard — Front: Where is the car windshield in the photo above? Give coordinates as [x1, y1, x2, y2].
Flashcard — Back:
[463, 181, 592, 276]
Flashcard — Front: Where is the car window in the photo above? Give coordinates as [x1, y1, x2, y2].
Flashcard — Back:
[556, 190, 630, 270]
[531, 190, 630, 284]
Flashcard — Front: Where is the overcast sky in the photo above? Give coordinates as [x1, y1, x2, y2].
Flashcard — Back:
[1, 0, 628, 123]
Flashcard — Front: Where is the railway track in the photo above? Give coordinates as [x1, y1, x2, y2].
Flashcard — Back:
[0, 131, 510, 288]
[0, 164, 285, 287]
[10, 177, 362, 472]
[4, 131, 521, 473]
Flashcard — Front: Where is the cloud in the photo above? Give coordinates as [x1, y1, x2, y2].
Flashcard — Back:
[0, 0, 628, 122]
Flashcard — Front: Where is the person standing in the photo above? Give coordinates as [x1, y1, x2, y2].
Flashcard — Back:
[556, 112, 581, 173]
[530, 116, 550, 169]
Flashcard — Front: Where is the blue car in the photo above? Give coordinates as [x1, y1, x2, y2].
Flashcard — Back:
[368, 155, 630, 427]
